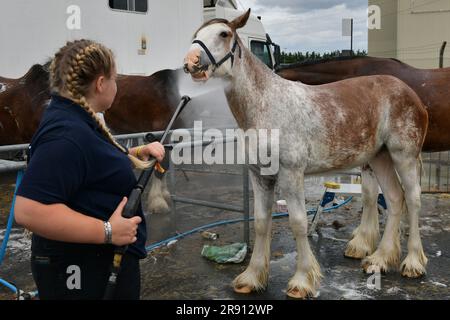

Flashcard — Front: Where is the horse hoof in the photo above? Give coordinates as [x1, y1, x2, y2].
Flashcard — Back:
[401, 264, 426, 279]
[344, 235, 376, 260]
[286, 288, 311, 299]
[234, 286, 252, 294]
[344, 249, 369, 260]
[362, 260, 387, 274]
[162, 191, 171, 203]
[401, 269, 425, 279]
[148, 197, 170, 214]
[400, 253, 427, 279]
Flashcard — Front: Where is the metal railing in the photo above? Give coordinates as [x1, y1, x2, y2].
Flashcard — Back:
[3, 138, 450, 196]
[0, 132, 148, 174]
[0, 129, 200, 173]
[421, 151, 450, 193]
[0, 129, 252, 244]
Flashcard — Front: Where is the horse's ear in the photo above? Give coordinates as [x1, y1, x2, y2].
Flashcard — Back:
[230, 9, 251, 30]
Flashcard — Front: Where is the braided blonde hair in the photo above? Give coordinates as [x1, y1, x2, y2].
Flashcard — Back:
[50, 39, 152, 169]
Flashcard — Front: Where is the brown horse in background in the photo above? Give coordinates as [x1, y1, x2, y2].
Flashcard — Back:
[0, 64, 183, 145]
[0, 64, 50, 145]
[278, 56, 450, 261]
[107, 70, 183, 132]
[277, 56, 450, 152]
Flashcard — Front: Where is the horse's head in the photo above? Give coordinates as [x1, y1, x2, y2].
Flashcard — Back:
[184, 9, 251, 82]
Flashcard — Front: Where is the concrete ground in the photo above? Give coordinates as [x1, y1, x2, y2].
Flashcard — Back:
[0, 168, 449, 300]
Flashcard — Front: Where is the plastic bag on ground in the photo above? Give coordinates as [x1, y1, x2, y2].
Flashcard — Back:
[201, 243, 247, 264]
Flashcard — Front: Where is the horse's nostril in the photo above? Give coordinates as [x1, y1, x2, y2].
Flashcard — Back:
[183, 64, 190, 74]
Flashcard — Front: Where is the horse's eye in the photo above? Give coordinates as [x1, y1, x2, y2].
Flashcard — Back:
[220, 31, 229, 38]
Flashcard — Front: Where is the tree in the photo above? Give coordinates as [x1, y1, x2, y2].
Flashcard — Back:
[280, 50, 367, 65]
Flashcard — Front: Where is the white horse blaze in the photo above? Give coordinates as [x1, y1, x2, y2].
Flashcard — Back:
[185, 11, 428, 298]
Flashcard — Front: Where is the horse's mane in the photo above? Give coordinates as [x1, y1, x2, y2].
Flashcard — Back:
[23, 65, 49, 85]
[23, 61, 51, 85]
[277, 55, 406, 70]
[42, 60, 52, 72]
[388, 58, 408, 65]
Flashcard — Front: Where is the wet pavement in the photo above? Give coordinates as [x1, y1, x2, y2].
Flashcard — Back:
[0, 168, 449, 300]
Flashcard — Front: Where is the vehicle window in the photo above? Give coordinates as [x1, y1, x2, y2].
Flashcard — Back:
[109, 0, 148, 13]
[250, 41, 273, 69]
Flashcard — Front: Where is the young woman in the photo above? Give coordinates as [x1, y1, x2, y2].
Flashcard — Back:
[14, 39, 165, 300]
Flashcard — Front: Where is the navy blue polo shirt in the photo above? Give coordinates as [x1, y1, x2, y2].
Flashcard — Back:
[17, 95, 147, 259]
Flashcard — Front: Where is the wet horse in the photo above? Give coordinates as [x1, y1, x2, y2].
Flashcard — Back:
[184, 10, 428, 298]
[277, 56, 450, 260]
[0, 64, 182, 214]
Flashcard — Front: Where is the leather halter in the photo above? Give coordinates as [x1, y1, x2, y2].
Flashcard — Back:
[192, 36, 241, 72]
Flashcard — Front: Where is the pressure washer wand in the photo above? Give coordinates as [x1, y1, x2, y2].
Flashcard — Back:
[103, 95, 191, 300]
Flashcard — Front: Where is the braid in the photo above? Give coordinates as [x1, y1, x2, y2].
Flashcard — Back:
[50, 41, 76, 92]
[50, 39, 153, 170]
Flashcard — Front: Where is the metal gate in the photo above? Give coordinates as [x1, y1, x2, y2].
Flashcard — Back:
[421, 151, 450, 193]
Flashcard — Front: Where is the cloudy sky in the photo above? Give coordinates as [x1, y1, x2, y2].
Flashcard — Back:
[236, 0, 369, 53]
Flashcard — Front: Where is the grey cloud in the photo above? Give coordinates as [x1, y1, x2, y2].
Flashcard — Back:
[239, 0, 368, 53]
[255, 0, 367, 12]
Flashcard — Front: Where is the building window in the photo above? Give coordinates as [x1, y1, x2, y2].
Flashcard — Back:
[251, 41, 273, 69]
[109, 0, 148, 13]
[203, 0, 217, 8]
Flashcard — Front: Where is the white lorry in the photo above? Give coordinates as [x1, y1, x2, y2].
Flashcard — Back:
[0, 0, 279, 78]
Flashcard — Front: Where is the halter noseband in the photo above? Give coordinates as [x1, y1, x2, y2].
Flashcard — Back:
[192, 37, 241, 72]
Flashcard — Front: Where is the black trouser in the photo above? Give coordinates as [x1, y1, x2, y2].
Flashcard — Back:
[31, 249, 140, 300]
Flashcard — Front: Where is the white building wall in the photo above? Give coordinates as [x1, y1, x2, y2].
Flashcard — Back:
[0, 0, 203, 77]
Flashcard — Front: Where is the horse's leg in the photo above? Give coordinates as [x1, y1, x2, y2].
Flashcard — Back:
[233, 171, 275, 294]
[345, 165, 380, 259]
[280, 169, 322, 299]
[147, 173, 170, 214]
[362, 152, 403, 274]
[391, 156, 428, 278]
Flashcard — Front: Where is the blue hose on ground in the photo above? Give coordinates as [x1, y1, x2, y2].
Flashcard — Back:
[0, 278, 17, 294]
[0, 170, 39, 298]
[145, 196, 353, 252]
[0, 171, 23, 295]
